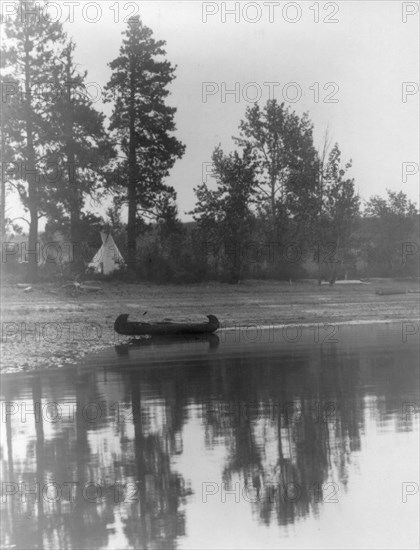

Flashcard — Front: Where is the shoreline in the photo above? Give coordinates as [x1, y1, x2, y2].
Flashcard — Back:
[222, 317, 419, 330]
[1, 279, 419, 373]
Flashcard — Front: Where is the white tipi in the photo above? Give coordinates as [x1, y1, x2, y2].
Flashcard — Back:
[88, 232, 125, 274]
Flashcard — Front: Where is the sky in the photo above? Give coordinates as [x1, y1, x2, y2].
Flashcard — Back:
[4, 0, 420, 226]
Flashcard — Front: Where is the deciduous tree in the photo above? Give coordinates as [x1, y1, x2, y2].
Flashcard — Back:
[191, 145, 256, 283]
[234, 100, 318, 243]
[362, 190, 418, 276]
[311, 142, 360, 283]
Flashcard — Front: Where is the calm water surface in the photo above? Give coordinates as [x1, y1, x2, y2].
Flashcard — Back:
[1, 323, 419, 549]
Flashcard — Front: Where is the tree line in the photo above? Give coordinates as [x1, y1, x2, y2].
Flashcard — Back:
[1, 1, 418, 283]
[1, 1, 183, 280]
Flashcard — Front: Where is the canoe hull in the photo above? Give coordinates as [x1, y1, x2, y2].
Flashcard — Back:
[114, 314, 219, 336]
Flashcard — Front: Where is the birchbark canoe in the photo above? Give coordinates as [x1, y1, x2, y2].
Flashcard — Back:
[114, 314, 220, 336]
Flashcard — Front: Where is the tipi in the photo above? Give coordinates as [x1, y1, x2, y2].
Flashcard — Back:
[88, 232, 125, 274]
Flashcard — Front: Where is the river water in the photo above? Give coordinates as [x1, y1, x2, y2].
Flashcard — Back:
[1, 322, 419, 549]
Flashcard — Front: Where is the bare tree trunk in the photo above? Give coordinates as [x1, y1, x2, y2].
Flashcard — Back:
[24, 34, 38, 281]
[27, 192, 38, 281]
[69, 158, 82, 273]
[64, 51, 83, 275]
[67, 140, 82, 273]
[329, 234, 340, 284]
[127, 58, 137, 272]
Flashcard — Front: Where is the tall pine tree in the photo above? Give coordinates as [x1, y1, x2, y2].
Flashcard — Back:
[105, 16, 185, 269]
[1, 0, 66, 280]
[45, 40, 115, 272]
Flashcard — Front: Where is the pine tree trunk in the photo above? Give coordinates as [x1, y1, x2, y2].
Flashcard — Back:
[65, 55, 83, 275]
[24, 39, 38, 281]
[69, 162, 82, 273]
[127, 60, 137, 272]
[127, 180, 136, 270]
[27, 192, 38, 281]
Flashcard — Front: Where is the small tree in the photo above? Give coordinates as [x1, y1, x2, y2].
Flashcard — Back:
[191, 146, 256, 283]
[311, 143, 360, 283]
[362, 190, 418, 276]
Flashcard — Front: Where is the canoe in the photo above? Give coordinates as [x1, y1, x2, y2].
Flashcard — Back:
[114, 314, 220, 336]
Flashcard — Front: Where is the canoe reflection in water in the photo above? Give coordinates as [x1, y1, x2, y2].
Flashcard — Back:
[115, 333, 220, 356]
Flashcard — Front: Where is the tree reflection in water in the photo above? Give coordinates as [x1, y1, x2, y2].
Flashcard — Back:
[0, 331, 418, 549]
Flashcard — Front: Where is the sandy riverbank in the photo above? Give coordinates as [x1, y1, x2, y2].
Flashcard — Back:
[1, 278, 419, 372]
